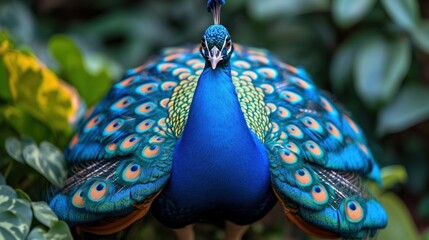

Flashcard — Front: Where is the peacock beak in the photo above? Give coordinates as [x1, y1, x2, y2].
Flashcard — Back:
[208, 46, 223, 69]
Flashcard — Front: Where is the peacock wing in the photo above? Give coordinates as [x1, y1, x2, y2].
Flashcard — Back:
[49, 45, 204, 234]
[229, 45, 387, 238]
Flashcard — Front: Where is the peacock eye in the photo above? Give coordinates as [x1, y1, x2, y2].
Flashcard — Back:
[201, 40, 207, 50]
[226, 40, 231, 49]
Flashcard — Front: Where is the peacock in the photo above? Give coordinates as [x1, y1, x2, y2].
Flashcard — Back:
[49, 0, 388, 239]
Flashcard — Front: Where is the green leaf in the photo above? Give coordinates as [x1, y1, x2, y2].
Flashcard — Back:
[1, 106, 54, 143]
[377, 84, 429, 135]
[0, 184, 16, 198]
[411, 20, 429, 54]
[332, 0, 376, 28]
[381, 0, 419, 30]
[0, 185, 32, 239]
[0, 211, 27, 240]
[31, 202, 59, 228]
[5, 137, 24, 164]
[27, 227, 46, 240]
[377, 192, 419, 240]
[15, 189, 31, 202]
[49, 35, 111, 106]
[330, 31, 375, 92]
[423, 228, 429, 240]
[27, 221, 72, 240]
[354, 35, 411, 107]
[2, 42, 80, 133]
[21, 139, 67, 187]
[380, 165, 407, 189]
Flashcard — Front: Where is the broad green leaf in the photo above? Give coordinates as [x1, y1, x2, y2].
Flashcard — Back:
[354, 35, 411, 107]
[49, 35, 111, 106]
[27, 221, 72, 240]
[27, 227, 46, 240]
[1, 41, 81, 132]
[21, 139, 67, 187]
[5, 137, 24, 163]
[0, 185, 32, 239]
[332, 0, 376, 28]
[411, 20, 429, 54]
[330, 31, 376, 92]
[31, 202, 59, 228]
[0, 211, 27, 240]
[377, 85, 429, 135]
[381, 0, 419, 30]
[0, 184, 16, 198]
[380, 165, 407, 189]
[377, 192, 419, 240]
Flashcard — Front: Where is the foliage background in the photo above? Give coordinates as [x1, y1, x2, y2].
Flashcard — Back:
[1, 0, 429, 239]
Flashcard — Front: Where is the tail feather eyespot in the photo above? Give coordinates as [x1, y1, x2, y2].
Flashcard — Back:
[150, 136, 165, 143]
[122, 163, 142, 182]
[105, 143, 117, 153]
[287, 125, 304, 139]
[117, 76, 135, 87]
[257, 67, 278, 79]
[278, 107, 291, 118]
[85, 115, 103, 132]
[280, 150, 298, 164]
[305, 141, 324, 158]
[135, 102, 156, 115]
[104, 119, 124, 136]
[142, 145, 161, 158]
[72, 189, 85, 208]
[327, 122, 342, 141]
[160, 98, 170, 108]
[292, 77, 312, 89]
[111, 97, 135, 110]
[260, 84, 275, 94]
[120, 135, 140, 151]
[88, 181, 108, 202]
[136, 119, 155, 133]
[233, 60, 251, 69]
[137, 83, 158, 95]
[311, 184, 328, 204]
[286, 142, 300, 154]
[282, 91, 303, 104]
[294, 168, 312, 187]
[302, 117, 323, 133]
[161, 81, 178, 91]
[320, 97, 337, 116]
[345, 200, 364, 223]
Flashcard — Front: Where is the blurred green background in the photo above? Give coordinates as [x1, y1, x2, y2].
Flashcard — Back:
[1, 0, 429, 239]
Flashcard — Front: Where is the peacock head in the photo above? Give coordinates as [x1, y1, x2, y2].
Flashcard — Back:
[200, 25, 233, 69]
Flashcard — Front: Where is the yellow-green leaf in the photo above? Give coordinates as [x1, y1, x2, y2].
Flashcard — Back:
[0, 40, 81, 131]
[377, 192, 419, 240]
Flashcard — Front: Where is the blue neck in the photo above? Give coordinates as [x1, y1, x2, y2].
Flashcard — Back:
[178, 63, 257, 157]
[169, 62, 270, 203]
